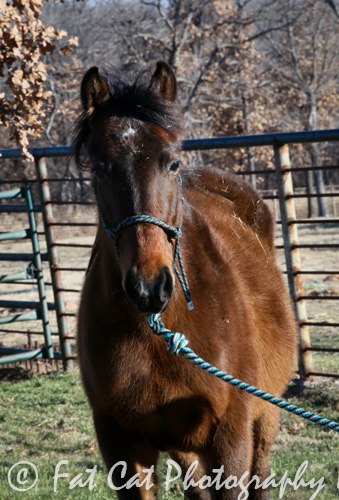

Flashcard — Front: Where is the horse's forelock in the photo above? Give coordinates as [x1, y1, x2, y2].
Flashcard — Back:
[106, 76, 183, 138]
[72, 70, 183, 169]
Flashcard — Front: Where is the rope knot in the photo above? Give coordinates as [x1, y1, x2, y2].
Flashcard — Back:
[148, 314, 189, 355]
[166, 332, 189, 355]
[175, 227, 182, 239]
[148, 313, 164, 335]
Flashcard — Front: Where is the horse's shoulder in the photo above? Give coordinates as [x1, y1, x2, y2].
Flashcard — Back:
[183, 166, 274, 248]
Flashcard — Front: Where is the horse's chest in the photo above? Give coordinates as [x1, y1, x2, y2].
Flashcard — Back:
[136, 393, 219, 451]
[112, 384, 219, 451]
[89, 345, 221, 451]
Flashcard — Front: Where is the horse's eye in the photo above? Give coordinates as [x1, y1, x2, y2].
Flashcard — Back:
[168, 160, 180, 173]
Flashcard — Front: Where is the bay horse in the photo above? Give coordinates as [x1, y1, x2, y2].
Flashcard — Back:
[73, 61, 297, 499]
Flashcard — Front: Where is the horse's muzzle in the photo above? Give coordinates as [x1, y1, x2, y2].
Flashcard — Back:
[123, 266, 174, 314]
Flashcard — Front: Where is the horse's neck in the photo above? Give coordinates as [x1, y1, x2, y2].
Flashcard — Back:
[183, 166, 274, 249]
[183, 166, 257, 204]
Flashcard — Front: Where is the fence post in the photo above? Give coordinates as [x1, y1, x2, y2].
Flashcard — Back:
[24, 185, 54, 359]
[274, 144, 314, 381]
[35, 157, 72, 370]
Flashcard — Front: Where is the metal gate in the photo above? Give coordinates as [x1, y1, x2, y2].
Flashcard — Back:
[0, 129, 338, 378]
[0, 185, 55, 363]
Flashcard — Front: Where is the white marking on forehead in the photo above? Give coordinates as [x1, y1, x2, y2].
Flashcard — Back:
[121, 125, 137, 141]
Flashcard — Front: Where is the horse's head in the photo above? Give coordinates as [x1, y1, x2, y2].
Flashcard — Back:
[74, 62, 184, 314]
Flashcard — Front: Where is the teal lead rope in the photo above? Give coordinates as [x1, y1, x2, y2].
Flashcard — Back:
[148, 313, 339, 433]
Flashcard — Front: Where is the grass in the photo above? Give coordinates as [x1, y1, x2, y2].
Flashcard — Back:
[313, 353, 339, 374]
[0, 371, 338, 499]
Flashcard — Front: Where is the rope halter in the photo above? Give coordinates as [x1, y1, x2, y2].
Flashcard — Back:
[99, 211, 194, 311]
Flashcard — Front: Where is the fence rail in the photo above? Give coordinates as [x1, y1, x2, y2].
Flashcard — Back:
[0, 128, 338, 377]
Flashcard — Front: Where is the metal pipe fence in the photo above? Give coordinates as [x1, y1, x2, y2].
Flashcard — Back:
[0, 128, 338, 377]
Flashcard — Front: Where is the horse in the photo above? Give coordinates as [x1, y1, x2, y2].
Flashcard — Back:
[73, 61, 297, 499]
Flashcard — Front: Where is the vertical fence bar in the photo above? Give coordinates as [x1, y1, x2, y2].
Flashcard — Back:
[274, 144, 314, 380]
[35, 157, 72, 370]
[24, 185, 54, 359]
[331, 186, 336, 216]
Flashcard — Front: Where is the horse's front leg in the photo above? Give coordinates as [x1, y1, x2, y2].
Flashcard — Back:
[209, 414, 254, 500]
[168, 412, 254, 499]
[93, 413, 159, 500]
[248, 407, 280, 499]
[169, 450, 212, 500]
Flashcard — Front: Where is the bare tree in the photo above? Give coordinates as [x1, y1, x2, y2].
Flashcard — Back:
[259, 0, 339, 216]
[3, 0, 337, 204]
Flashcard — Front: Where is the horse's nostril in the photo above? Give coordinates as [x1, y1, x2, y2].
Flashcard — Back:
[158, 266, 173, 302]
[124, 268, 146, 300]
[124, 266, 173, 313]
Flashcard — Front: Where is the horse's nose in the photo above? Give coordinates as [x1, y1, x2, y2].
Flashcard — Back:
[124, 266, 173, 314]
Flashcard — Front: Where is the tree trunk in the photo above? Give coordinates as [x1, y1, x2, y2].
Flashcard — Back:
[307, 93, 327, 217]
[241, 92, 256, 190]
[310, 143, 327, 217]
[305, 169, 313, 218]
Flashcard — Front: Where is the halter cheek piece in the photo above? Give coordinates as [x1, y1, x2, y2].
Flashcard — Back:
[97, 202, 194, 311]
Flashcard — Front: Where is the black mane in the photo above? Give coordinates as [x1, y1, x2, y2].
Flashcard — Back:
[72, 71, 183, 169]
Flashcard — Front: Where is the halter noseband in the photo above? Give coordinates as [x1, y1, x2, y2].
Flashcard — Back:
[99, 212, 193, 311]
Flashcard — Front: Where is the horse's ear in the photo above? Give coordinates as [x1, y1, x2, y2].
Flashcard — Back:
[80, 67, 109, 114]
[149, 61, 177, 102]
